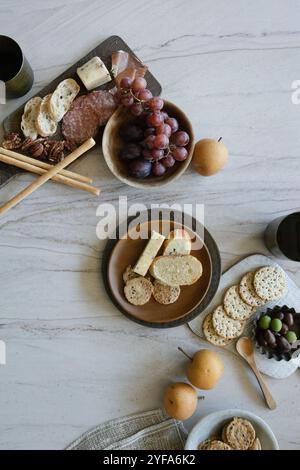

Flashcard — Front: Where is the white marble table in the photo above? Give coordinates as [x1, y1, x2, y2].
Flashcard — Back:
[0, 0, 300, 450]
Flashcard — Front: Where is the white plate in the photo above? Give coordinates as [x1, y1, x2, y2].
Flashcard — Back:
[188, 254, 300, 378]
[185, 409, 279, 450]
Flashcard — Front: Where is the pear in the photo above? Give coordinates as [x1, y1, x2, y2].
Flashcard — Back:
[179, 348, 224, 390]
[163, 382, 197, 420]
[192, 138, 228, 176]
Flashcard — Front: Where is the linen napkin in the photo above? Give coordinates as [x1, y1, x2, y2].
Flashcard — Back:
[67, 408, 187, 450]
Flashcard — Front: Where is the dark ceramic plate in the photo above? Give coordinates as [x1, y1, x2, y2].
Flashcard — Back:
[102, 209, 221, 328]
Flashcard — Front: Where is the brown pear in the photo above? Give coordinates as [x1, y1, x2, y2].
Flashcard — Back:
[163, 382, 197, 420]
[187, 349, 224, 390]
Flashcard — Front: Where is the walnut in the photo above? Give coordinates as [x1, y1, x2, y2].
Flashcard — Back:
[2, 132, 23, 150]
[21, 137, 44, 158]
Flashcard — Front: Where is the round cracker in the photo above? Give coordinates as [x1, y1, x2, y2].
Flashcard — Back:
[198, 439, 213, 450]
[124, 277, 153, 306]
[212, 305, 244, 340]
[123, 265, 139, 284]
[153, 280, 180, 305]
[239, 271, 265, 307]
[254, 266, 286, 301]
[225, 417, 256, 450]
[203, 313, 232, 347]
[206, 440, 232, 450]
[224, 285, 254, 321]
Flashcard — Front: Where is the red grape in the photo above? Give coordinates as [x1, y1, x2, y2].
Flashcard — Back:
[121, 95, 134, 107]
[165, 117, 179, 133]
[172, 146, 188, 161]
[161, 155, 175, 168]
[120, 124, 144, 142]
[153, 134, 169, 150]
[142, 149, 153, 160]
[130, 103, 143, 116]
[171, 131, 190, 146]
[151, 148, 164, 160]
[145, 134, 156, 149]
[120, 143, 142, 161]
[132, 77, 147, 93]
[144, 127, 156, 138]
[147, 112, 164, 127]
[120, 77, 133, 89]
[152, 162, 166, 177]
[148, 97, 164, 110]
[138, 89, 153, 101]
[161, 111, 169, 121]
[156, 123, 172, 137]
[129, 159, 152, 178]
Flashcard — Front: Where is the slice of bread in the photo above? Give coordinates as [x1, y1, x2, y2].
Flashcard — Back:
[36, 94, 57, 137]
[163, 228, 191, 256]
[20, 96, 42, 139]
[49, 78, 80, 122]
[149, 255, 203, 286]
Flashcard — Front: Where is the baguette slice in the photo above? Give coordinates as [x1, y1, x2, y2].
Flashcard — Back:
[150, 255, 203, 286]
[49, 78, 80, 122]
[36, 94, 57, 137]
[21, 96, 42, 139]
[163, 229, 191, 256]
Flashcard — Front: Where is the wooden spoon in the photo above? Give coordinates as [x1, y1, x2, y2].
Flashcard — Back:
[236, 337, 277, 410]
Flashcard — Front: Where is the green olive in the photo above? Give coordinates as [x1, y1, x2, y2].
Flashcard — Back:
[286, 331, 297, 344]
[258, 315, 271, 330]
[270, 318, 282, 333]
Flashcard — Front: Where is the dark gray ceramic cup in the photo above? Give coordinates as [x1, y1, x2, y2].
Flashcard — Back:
[0, 35, 34, 99]
[264, 212, 300, 262]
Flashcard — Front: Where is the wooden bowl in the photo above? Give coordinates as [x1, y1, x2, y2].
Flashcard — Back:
[102, 210, 221, 328]
[102, 101, 195, 188]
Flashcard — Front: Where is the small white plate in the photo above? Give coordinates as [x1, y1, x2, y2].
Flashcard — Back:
[185, 409, 279, 450]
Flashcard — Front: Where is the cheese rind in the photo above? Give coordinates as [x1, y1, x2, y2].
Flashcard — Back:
[77, 56, 111, 91]
[133, 231, 165, 277]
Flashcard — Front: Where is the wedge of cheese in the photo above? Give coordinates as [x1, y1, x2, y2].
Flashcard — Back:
[133, 231, 165, 277]
[77, 56, 111, 91]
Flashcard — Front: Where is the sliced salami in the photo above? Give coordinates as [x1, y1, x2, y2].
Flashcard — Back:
[62, 91, 117, 145]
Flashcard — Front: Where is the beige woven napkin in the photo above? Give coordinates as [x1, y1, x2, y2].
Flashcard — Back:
[67, 408, 187, 450]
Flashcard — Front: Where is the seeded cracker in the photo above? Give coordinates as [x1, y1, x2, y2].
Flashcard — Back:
[239, 271, 265, 307]
[212, 305, 244, 340]
[224, 285, 255, 321]
[254, 266, 286, 301]
[124, 277, 153, 306]
[224, 417, 256, 450]
[203, 313, 232, 347]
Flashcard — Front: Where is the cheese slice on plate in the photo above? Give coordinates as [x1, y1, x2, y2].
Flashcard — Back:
[133, 231, 165, 277]
[77, 56, 111, 91]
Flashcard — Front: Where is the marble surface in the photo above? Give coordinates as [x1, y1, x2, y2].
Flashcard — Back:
[0, 0, 300, 450]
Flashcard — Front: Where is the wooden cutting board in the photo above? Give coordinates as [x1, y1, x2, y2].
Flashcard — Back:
[0, 35, 162, 188]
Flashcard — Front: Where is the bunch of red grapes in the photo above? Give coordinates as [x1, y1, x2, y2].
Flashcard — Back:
[117, 76, 190, 178]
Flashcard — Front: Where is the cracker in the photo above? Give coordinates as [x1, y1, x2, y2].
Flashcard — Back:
[249, 437, 262, 450]
[123, 265, 139, 284]
[205, 440, 232, 450]
[153, 280, 180, 305]
[203, 313, 232, 347]
[225, 417, 256, 450]
[124, 277, 153, 306]
[198, 439, 213, 450]
[224, 285, 254, 321]
[239, 271, 265, 307]
[212, 305, 244, 339]
[254, 266, 287, 301]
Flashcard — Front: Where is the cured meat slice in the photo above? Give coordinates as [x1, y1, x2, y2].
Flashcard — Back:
[111, 51, 147, 87]
[62, 91, 117, 145]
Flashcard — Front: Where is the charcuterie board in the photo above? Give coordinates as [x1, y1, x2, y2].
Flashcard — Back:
[0, 35, 162, 188]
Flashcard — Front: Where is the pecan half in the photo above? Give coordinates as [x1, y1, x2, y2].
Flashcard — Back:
[2, 133, 23, 150]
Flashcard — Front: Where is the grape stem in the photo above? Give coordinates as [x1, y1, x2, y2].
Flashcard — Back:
[218, 137, 222, 142]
